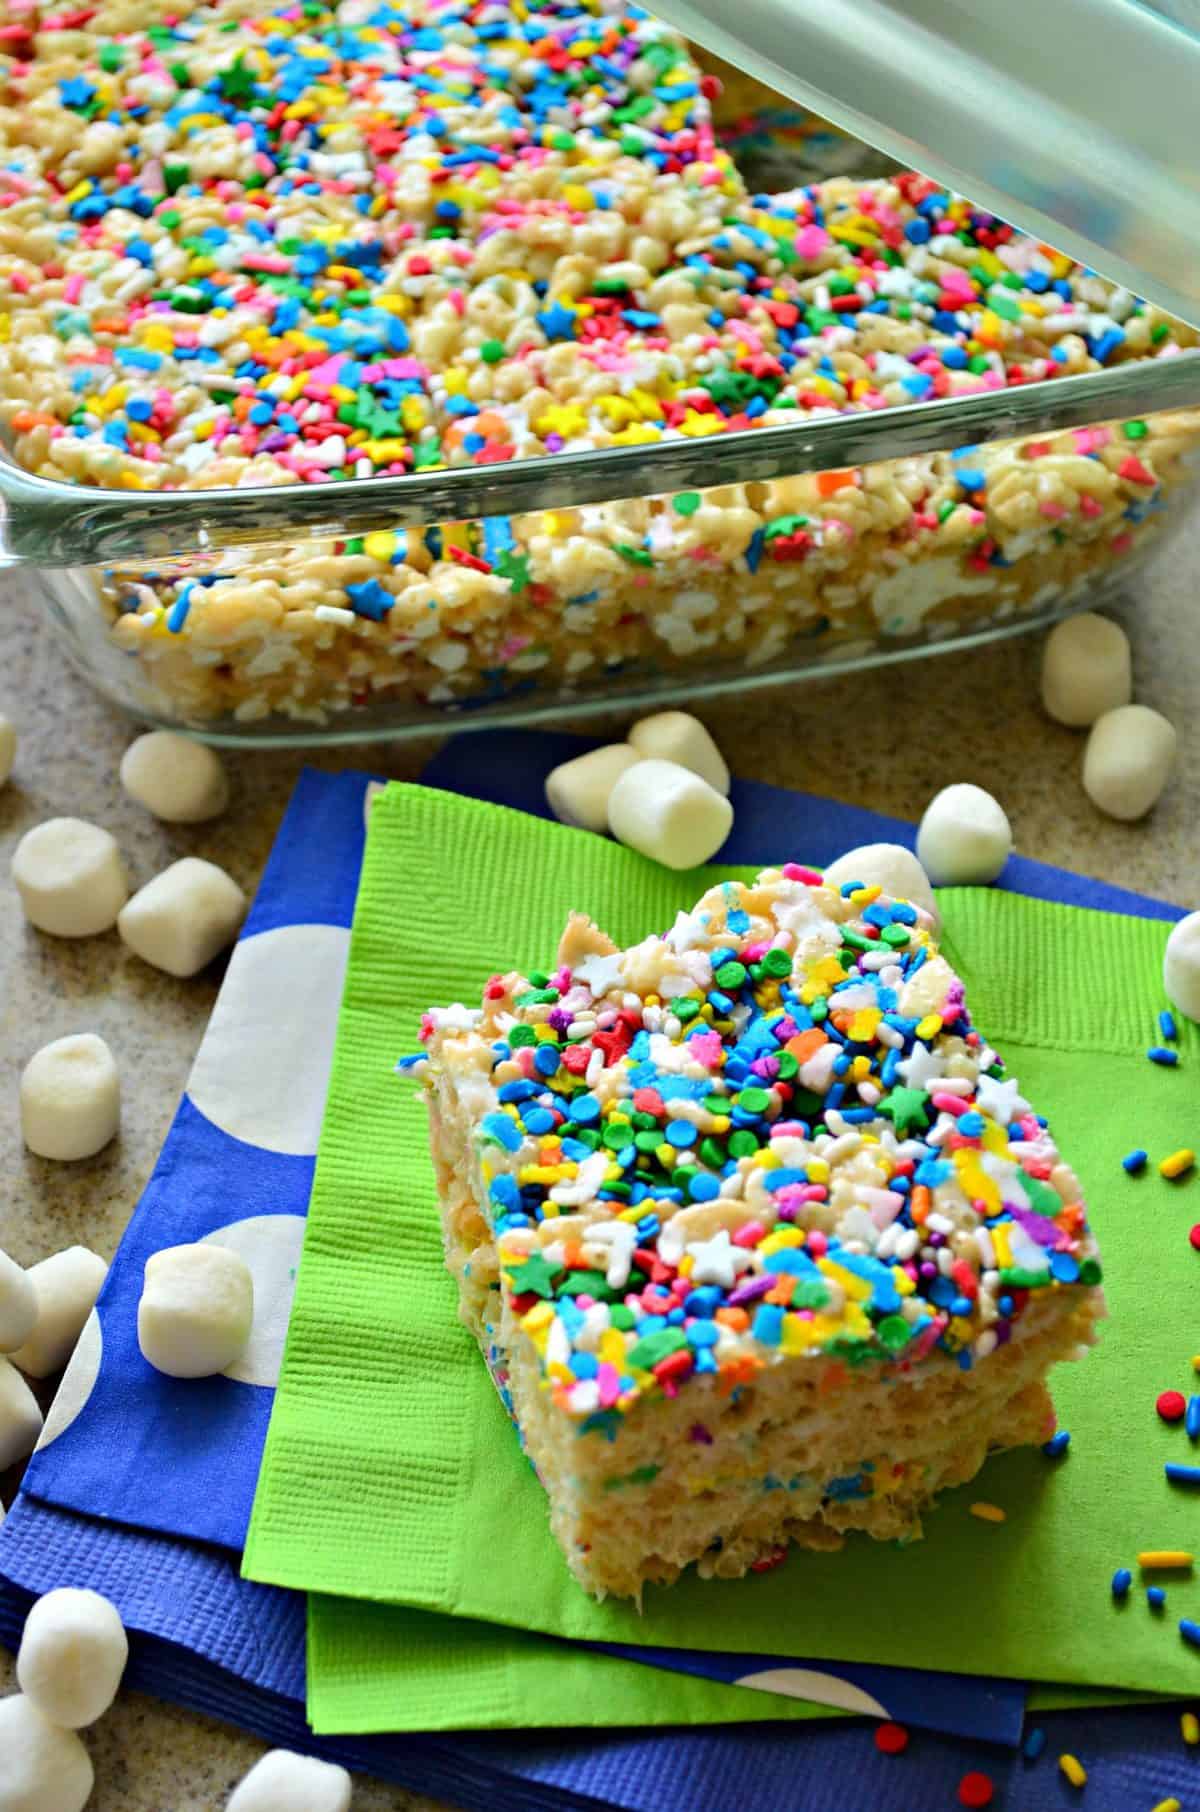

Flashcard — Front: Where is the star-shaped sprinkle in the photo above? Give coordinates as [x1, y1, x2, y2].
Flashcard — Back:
[687, 1229, 754, 1290]
[897, 1042, 945, 1090]
[975, 1073, 1031, 1126]
[574, 952, 623, 996]
[878, 1086, 932, 1137]
[506, 1251, 564, 1299]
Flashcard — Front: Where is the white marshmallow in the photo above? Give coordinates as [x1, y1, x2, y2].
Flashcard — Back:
[916, 783, 1012, 885]
[0, 1695, 94, 1812]
[138, 1242, 254, 1379]
[118, 857, 246, 978]
[1040, 612, 1132, 727]
[19, 1034, 120, 1162]
[607, 759, 734, 871]
[545, 744, 639, 833]
[17, 1589, 128, 1728]
[1082, 704, 1177, 821]
[0, 713, 16, 786]
[820, 843, 939, 928]
[0, 1250, 37, 1354]
[628, 711, 730, 795]
[11, 818, 129, 938]
[1164, 911, 1200, 1023]
[9, 1247, 108, 1379]
[226, 1749, 352, 1812]
[0, 1358, 43, 1469]
[120, 730, 230, 824]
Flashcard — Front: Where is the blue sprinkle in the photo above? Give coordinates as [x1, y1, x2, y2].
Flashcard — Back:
[1148, 1046, 1179, 1066]
[1165, 1463, 1200, 1487]
[569, 1094, 600, 1126]
[1181, 1618, 1200, 1648]
[1187, 1396, 1200, 1442]
[1147, 1586, 1167, 1610]
[1111, 1567, 1132, 1598]
[1122, 1148, 1148, 1174]
[533, 1044, 561, 1077]
[481, 1112, 521, 1152]
[666, 1121, 697, 1149]
[1022, 1726, 1046, 1761]
[1042, 1430, 1071, 1458]
[1160, 1009, 1179, 1041]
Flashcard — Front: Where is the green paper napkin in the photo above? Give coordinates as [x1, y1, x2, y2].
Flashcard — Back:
[246, 783, 1200, 1700]
[306, 1598, 843, 1737]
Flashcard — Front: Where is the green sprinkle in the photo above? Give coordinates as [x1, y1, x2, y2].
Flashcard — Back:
[727, 1130, 760, 1158]
[673, 492, 702, 516]
[628, 1328, 688, 1369]
[877, 1315, 913, 1353]
[715, 961, 747, 989]
[480, 339, 505, 363]
[507, 1026, 537, 1048]
[1123, 420, 1148, 439]
[759, 949, 792, 978]
[614, 543, 653, 566]
[735, 1086, 771, 1115]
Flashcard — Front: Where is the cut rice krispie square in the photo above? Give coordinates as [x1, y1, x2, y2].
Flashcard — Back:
[404, 864, 1103, 1600]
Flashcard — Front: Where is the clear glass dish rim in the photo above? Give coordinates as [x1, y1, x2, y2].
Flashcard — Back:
[4, 351, 1200, 571]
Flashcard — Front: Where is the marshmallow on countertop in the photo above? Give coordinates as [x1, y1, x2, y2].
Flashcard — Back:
[118, 856, 247, 978]
[0, 1249, 37, 1353]
[628, 711, 730, 795]
[19, 1034, 120, 1162]
[0, 1356, 43, 1470]
[11, 818, 129, 938]
[607, 759, 733, 871]
[138, 1242, 254, 1379]
[17, 1589, 129, 1729]
[545, 744, 639, 833]
[120, 730, 230, 824]
[1164, 912, 1200, 1023]
[0, 713, 15, 786]
[9, 1247, 108, 1379]
[1082, 703, 1177, 821]
[226, 1749, 353, 1812]
[916, 783, 1013, 885]
[0, 1694, 94, 1812]
[820, 843, 939, 929]
[1040, 613, 1132, 728]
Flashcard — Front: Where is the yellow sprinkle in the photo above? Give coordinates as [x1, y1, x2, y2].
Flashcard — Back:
[969, 1502, 1006, 1523]
[1192, 1355, 1200, 1373]
[1181, 1711, 1200, 1744]
[1151, 1799, 1182, 1812]
[1139, 1551, 1194, 1570]
[1160, 1148, 1196, 1179]
[915, 1013, 943, 1041]
[1058, 1754, 1087, 1788]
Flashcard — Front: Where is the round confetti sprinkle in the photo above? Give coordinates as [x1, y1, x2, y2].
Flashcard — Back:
[874, 1721, 909, 1755]
[1158, 1390, 1188, 1423]
[957, 1770, 995, 1808]
[1189, 1226, 1200, 1251]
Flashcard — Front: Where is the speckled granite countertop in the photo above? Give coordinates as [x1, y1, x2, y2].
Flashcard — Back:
[0, 520, 1196, 1810]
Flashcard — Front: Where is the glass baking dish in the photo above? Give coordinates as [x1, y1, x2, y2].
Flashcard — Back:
[4, 11, 1200, 746]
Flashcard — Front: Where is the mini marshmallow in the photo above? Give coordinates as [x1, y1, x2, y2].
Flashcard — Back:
[0, 1358, 43, 1469]
[11, 818, 129, 938]
[17, 1589, 128, 1728]
[1040, 612, 1132, 727]
[628, 711, 730, 795]
[0, 713, 15, 786]
[1164, 911, 1200, 1024]
[120, 730, 230, 824]
[118, 856, 247, 978]
[226, 1749, 352, 1812]
[916, 783, 1013, 886]
[20, 1034, 120, 1162]
[138, 1241, 254, 1379]
[607, 759, 733, 871]
[1082, 703, 1177, 821]
[820, 843, 939, 928]
[9, 1247, 108, 1379]
[0, 1695, 94, 1812]
[545, 744, 639, 833]
[0, 1249, 37, 1354]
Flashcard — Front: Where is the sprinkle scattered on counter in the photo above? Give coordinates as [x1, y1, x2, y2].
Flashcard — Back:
[1160, 1010, 1179, 1042]
[957, 1771, 995, 1809]
[1180, 1618, 1200, 1649]
[873, 1721, 909, 1755]
[969, 1501, 1006, 1523]
[1164, 1464, 1200, 1488]
[1022, 1725, 1046, 1761]
[1147, 1047, 1179, 1067]
[1058, 1753, 1088, 1788]
[1181, 1710, 1200, 1743]
[1151, 1798, 1182, 1812]
[1157, 1391, 1187, 1424]
[1160, 1149, 1196, 1180]
[1043, 1428, 1071, 1458]
[1187, 1397, 1200, 1441]
[1112, 1567, 1133, 1600]
[1123, 1148, 1149, 1174]
[1140, 1552, 1195, 1570]
[1190, 1225, 1200, 1251]
[1148, 1587, 1168, 1610]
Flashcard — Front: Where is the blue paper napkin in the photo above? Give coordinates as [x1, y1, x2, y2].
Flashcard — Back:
[17, 759, 1025, 1743]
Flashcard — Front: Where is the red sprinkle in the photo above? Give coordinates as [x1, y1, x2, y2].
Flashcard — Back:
[958, 1771, 995, 1808]
[1189, 1225, 1200, 1252]
[874, 1721, 910, 1755]
[1158, 1390, 1188, 1423]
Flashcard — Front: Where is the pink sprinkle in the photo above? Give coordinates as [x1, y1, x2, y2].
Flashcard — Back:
[63, 273, 84, 303]
[597, 1363, 621, 1409]
[932, 1091, 969, 1117]
[782, 864, 823, 885]
[1079, 494, 1104, 517]
[795, 225, 829, 259]
[731, 1221, 767, 1249]
[806, 1229, 829, 1258]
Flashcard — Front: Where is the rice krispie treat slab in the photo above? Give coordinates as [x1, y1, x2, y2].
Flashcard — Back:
[407, 861, 1103, 1600]
[3, 0, 1199, 724]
